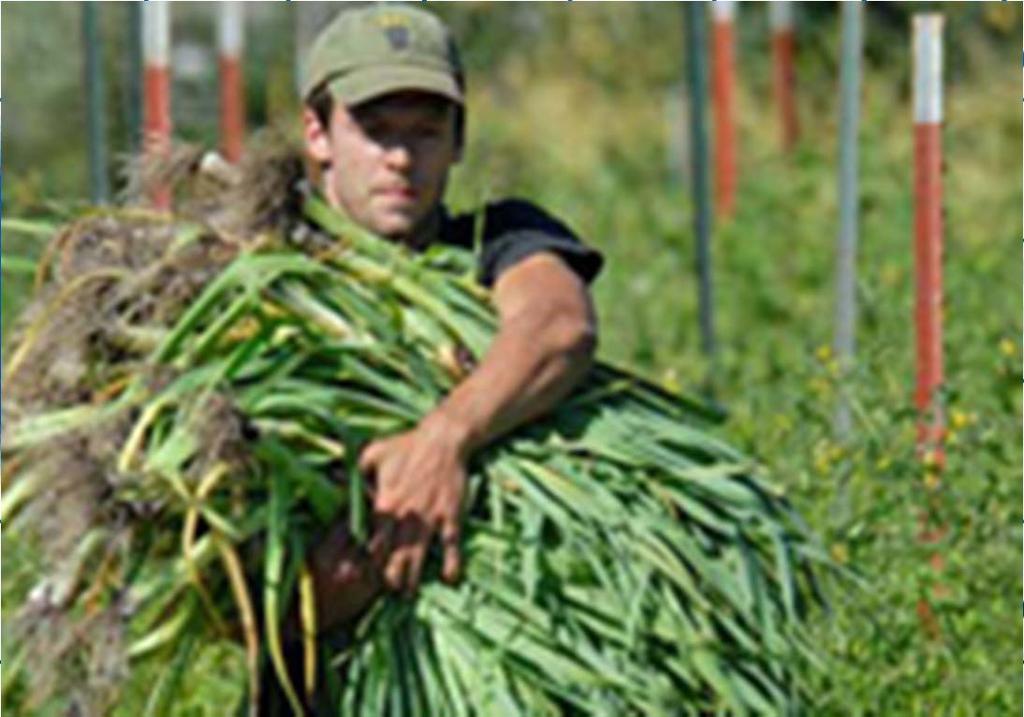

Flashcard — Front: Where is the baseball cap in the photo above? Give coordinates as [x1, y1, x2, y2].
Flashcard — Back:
[301, 4, 465, 108]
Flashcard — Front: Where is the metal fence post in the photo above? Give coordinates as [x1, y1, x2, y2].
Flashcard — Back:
[83, 3, 109, 203]
[685, 3, 717, 381]
[833, 2, 863, 439]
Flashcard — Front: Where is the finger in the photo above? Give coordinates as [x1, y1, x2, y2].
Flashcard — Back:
[336, 562, 356, 583]
[358, 440, 386, 475]
[335, 550, 364, 583]
[368, 516, 396, 570]
[324, 526, 362, 582]
[402, 539, 429, 600]
[440, 519, 462, 584]
[383, 546, 409, 593]
[385, 519, 420, 593]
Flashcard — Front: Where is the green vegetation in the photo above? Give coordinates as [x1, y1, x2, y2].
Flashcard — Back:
[3, 3, 1020, 714]
[2, 160, 824, 715]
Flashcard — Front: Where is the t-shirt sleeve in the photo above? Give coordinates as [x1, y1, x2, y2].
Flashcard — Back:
[475, 199, 604, 288]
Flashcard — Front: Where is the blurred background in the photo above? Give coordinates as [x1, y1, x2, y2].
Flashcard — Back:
[2, 2, 1021, 714]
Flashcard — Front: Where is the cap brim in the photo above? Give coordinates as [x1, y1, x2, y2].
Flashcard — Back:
[327, 65, 463, 108]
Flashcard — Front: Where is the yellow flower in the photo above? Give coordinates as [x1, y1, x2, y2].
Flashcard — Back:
[923, 470, 942, 490]
[999, 338, 1016, 358]
[661, 368, 681, 393]
[815, 344, 832, 363]
[813, 440, 845, 475]
[949, 408, 976, 431]
[830, 543, 849, 565]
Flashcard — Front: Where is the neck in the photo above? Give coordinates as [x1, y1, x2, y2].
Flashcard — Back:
[403, 205, 443, 251]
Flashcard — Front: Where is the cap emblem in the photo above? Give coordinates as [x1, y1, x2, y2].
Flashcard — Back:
[376, 13, 411, 50]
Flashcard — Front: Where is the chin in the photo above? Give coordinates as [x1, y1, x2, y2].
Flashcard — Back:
[373, 217, 415, 240]
[372, 209, 424, 240]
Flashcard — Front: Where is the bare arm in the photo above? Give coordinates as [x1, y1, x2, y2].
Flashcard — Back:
[434, 251, 598, 453]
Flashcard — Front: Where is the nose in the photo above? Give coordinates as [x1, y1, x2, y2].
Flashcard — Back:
[382, 141, 413, 171]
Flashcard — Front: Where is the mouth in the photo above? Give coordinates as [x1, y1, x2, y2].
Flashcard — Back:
[376, 186, 418, 201]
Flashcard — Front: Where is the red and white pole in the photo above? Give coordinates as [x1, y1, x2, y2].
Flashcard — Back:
[770, 2, 799, 151]
[913, 15, 945, 463]
[142, 1, 171, 210]
[710, 1, 737, 219]
[912, 13, 946, 642]
[218, 3, 245, 163]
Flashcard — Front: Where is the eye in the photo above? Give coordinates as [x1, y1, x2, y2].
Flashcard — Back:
[416, 121, 447, 140]
[362, 121, 387, 139]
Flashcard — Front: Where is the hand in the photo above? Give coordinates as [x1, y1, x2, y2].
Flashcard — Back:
[309, 523, 382, 630]
[359, 412, 469, 598]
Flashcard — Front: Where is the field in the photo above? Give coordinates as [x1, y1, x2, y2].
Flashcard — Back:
[2, 3, 1021, 714]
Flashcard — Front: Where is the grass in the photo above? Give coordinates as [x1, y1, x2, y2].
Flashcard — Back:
[440, 16, 1021, 713]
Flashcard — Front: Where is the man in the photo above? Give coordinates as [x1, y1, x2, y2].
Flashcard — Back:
[298, 3, 603, 633]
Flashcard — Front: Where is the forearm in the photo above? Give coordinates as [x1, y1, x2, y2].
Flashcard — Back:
[428, 306, 596, 456]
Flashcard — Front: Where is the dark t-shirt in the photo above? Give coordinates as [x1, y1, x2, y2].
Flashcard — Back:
[437, 198, 604, 288]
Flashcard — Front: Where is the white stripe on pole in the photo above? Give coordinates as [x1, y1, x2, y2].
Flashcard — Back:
[769, 2, 793, 32]
[219, 3, 244, 57]
[142, 2, 170, 67]
[913, 15, 944, 124]
[711, 1, 737, 23]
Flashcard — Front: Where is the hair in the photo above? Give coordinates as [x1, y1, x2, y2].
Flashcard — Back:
[306, 83, 466, 151]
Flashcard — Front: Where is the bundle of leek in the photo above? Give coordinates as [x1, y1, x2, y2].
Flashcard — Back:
[2, 158, 825, 717]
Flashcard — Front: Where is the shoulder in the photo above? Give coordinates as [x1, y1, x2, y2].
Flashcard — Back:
[481, 198, 577, 240]
[445, 198, 603, 287]
[444, 198, 574, 245]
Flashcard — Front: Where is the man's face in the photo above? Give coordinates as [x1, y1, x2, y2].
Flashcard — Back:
[304, 91, 461, 241]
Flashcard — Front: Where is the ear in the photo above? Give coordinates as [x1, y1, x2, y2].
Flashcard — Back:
[303, 106, 333, 164]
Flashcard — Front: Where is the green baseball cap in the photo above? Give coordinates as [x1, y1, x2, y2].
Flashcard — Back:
[301, 4, 464, 108]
